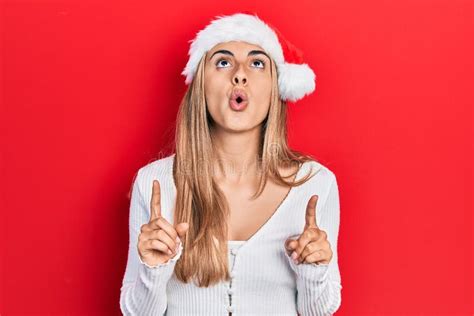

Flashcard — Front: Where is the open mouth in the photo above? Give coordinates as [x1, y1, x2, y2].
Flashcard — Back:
[229, 89, 248, 111]
[230, 89, 248, 102]
[229, 95, 248, 111]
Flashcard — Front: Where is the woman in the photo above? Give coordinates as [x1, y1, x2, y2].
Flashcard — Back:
[120, 12, 342, 316]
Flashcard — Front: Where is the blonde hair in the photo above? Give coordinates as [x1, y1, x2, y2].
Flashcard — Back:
[172, 52, 317, 287]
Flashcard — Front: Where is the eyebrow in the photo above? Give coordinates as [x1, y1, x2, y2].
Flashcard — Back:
[209, 49, 270, 61]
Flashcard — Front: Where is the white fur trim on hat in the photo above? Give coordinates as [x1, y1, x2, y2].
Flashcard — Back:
[277, 63, 316, 102]
[181, 13, 316, 102]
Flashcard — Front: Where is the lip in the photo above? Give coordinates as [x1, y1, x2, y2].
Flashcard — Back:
[229, 88, 249, 111]
[229, 98, 248, 111]
[230, 88, 248, 102]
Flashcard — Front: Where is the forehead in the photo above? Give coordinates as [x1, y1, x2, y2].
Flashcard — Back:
[207, 41, 266, 56]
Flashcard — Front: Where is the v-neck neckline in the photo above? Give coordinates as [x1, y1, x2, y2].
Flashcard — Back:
[170, 155, 308, 252]
[227, 160, 307, 252]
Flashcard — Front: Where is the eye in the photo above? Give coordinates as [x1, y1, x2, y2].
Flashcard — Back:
[252, 59, 265, 68]
[216, 59, 231, 68]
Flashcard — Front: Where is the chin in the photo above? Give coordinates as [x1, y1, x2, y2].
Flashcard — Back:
[221, 120, 262, 133]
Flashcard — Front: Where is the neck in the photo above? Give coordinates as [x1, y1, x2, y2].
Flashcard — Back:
[211, 127, 261, 184]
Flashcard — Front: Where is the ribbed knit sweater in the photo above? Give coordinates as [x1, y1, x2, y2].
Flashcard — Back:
[119, 154, 342, 315]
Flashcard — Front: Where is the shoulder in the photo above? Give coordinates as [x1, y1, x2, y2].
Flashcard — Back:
[137, 153, 175, 178]
[303, 159, 337, 187]
[133, 153, 177, 222]
[134, 153, 175, 197]
[298, 159, 338, 206]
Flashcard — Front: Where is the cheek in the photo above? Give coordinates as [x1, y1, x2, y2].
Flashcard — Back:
[251, 75, 272, 109]
[204, 72, 227, 104]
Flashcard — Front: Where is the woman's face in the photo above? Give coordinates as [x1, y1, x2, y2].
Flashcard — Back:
[204, 41, 273, 132]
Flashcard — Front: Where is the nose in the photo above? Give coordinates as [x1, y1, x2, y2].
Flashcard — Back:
[232, 65, 247, 86]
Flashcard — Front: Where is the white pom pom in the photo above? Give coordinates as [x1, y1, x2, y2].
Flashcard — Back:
[277, 63, 316, 102]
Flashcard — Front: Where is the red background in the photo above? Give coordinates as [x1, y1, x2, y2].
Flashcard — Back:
[1, 0, 472, 315]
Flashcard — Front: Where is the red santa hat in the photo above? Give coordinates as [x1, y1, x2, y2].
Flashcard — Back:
[181, 12, 316, 103]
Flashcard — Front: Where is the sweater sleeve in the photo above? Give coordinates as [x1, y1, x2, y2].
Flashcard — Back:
[119, 170, 183, 316]
[285, 173, 343, 316]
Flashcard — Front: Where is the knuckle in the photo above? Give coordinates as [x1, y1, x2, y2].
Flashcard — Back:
[325, 240, 331, 249]
[155, 230, 164, 240]
[321, 230, 327, 239]
[297, 243, 305, 252]
[289, 239, 296, 246]
[155, 239, 163, 248]
[157, 229, 165, 239]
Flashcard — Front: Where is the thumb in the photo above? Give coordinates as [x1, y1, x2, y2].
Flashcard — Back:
[175, 222, 190, 240]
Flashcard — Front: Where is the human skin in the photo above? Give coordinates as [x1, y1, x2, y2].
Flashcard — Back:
[203, 40, 272, 180]
[137, 41, 332, 268]
[203, 41, 333, 265]
[204, 40, 272, 133]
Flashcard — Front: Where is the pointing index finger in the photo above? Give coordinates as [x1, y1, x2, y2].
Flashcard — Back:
[149, 180, 162, 222]
[305, 195, 319, 229]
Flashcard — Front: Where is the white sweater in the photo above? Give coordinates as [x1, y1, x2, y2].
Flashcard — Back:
[119, 154, 342, 315]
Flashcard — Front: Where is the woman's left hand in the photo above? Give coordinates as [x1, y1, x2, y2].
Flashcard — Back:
[284, 195, 333, 265]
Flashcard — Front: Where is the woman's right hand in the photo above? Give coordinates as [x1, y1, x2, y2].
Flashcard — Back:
[138, 180, 189, 267]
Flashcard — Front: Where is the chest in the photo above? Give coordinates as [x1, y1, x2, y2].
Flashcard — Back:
[223, 181, 292, 241]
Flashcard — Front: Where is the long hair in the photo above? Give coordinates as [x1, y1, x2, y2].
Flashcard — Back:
[172, 52, 318, 287]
